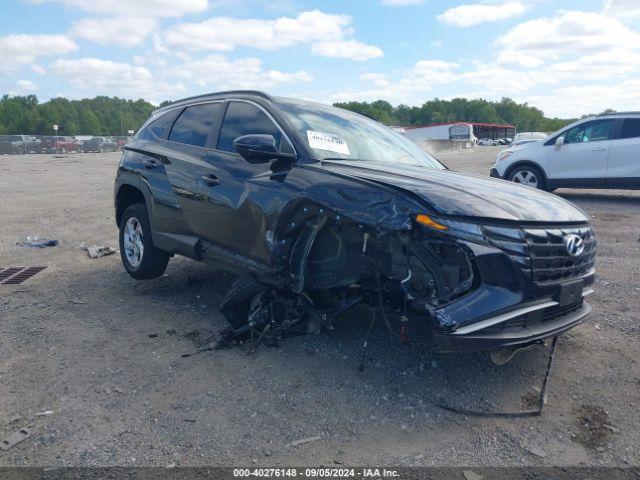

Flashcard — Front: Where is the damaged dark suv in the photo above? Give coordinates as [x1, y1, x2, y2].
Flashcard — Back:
[114, 91, 596, 355]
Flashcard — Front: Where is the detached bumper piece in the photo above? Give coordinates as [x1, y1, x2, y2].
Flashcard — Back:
[435, 299, 591, 353]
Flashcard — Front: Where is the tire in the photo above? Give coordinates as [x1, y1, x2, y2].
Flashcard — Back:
[220, 275, 267, 328]
[118, 203, 169, 280]
[507, 164, 548, 191]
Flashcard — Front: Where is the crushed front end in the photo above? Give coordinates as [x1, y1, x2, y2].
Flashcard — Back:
[285, 207, 596, 353]
[221, 202, 596, 355]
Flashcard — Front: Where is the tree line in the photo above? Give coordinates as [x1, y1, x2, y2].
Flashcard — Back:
[1, 94, 582, 136]
[0, 95, 155, 136]
[335, 97, 576, 132]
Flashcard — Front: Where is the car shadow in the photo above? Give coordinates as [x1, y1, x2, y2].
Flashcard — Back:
[67, 259, 559, 417]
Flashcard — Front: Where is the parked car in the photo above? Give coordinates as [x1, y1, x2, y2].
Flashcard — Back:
[511, 131, 548, 147]
[491, 112, 640, 190]
[112, 136, 132, 150]
[115, 91, 595, 356]
[82, 136, 118, 153]
[39, 136, 81, 153]
[0, 135, 39, 154]
[477, 138, 497, 146]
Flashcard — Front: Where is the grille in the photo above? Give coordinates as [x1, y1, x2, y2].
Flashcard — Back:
[0, 266, 47, 285]
[524, 226, 596, 284]
[483, 225, 596, 285]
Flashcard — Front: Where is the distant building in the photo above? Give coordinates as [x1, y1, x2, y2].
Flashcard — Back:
[402, 121, 517, 149]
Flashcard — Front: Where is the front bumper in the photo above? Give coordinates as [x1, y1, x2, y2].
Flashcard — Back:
[435, 296, 591, 353]
[489, 167, 502, 179]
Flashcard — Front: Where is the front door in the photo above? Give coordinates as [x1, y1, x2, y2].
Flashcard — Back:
[546, 118, 615, 184]
[189, 100, 296, 264]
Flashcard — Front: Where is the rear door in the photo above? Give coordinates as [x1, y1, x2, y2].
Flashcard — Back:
[162, 102, 226, 241]
[546, 119, 615, 185]
[606, 117, 640, 187]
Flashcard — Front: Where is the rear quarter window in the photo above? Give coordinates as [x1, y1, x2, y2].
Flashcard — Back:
[169, 103, 223, 148]
[137, 108, 183, 140]
[620, 118, 640, 139]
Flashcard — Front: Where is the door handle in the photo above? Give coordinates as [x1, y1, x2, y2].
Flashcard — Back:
[201, 174, 220, 186]
[591, 147, 606, 151]
[142, 159, 159, 168]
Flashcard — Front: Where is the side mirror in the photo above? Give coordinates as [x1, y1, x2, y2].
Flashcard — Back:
[555, 136, 565, 149]
[233, 134, 294, 164]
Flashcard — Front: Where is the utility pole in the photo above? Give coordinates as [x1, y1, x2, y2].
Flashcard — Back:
[53, 124, 59, 154]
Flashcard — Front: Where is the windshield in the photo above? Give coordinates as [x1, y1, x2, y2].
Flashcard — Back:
[277, 99, 445, 169]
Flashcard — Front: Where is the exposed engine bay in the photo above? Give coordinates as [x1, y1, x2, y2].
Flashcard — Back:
[218, 207, 476, 352]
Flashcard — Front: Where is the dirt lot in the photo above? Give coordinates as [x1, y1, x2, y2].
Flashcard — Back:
[0, 148, 638, 467]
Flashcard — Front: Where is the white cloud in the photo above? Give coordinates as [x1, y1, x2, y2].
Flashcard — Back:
[603, 0, 640, 22]
[167, 55, 312, 89]
[527, 79, 640, 118]
[359, 73, 390, 87]
[328, 59, 459, 104]
[0, 34, 77, 72]
[380, 0, 423, 5]
[438, 2, 525, 27]
[12, 80, 39, 93]
[159, 10, 383, 60]
[429, 40, 443, 48]
[69, 17, 158, 48]
[49, 58, 186, 103]
[29, 0, 207, 18]
[311, 40, 383, 61]
[496, 11, 640, 64]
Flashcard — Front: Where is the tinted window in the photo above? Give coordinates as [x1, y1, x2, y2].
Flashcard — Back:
[620, 118, 640, 139]
[564, 119, 614, 144]
[169, 103, 222, 147]
[145, 109, 182, 139]
[218, 101, 293, 154]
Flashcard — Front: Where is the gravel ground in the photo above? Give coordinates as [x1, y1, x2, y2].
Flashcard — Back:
[0, 148, 638, 467]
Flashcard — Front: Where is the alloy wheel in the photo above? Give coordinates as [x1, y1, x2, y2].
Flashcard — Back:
[123, 217, 144, 268]
[512, 170, 539, 188]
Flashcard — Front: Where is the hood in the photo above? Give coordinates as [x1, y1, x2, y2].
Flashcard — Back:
[318, 160, 588, 223]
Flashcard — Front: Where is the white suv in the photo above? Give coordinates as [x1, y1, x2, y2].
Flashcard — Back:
[490, 113, 640, 190]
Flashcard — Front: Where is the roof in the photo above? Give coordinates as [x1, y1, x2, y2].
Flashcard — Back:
[153, 90, 273, 114]
[404, 121, 516, 130]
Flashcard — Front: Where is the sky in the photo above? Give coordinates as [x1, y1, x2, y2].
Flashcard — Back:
[1, 0, 639, 118]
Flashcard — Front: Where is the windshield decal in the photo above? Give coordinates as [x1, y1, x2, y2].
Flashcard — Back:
[306, 130, 350, 155]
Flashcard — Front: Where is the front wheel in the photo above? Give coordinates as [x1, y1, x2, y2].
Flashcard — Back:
[119, 204, 169, 279]
[507, 165, 547, 190]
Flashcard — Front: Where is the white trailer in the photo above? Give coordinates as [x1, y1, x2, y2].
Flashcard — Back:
[403, 123, 476, 150]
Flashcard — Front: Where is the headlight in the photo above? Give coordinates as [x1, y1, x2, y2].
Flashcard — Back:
[495, 150, 512, 163]
[415, 214, 484, 243]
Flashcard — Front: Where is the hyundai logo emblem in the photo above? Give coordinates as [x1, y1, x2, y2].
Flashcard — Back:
[564, 233, 585, 257]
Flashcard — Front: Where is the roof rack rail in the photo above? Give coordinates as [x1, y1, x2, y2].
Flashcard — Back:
[596, 111, 640, 116]
[153, 90, 272, 114]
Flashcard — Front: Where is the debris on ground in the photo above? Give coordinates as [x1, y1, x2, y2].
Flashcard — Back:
[0, 427, 32, 451]
[523, 444, 547, 458]
[575, 405, 611, 448]
[34, 410, 53, 417]
[83, 245, 117, 258]
[290, 436, 321, 447]
[17, 236, 58, 248]
[462, 470, 484, 480]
